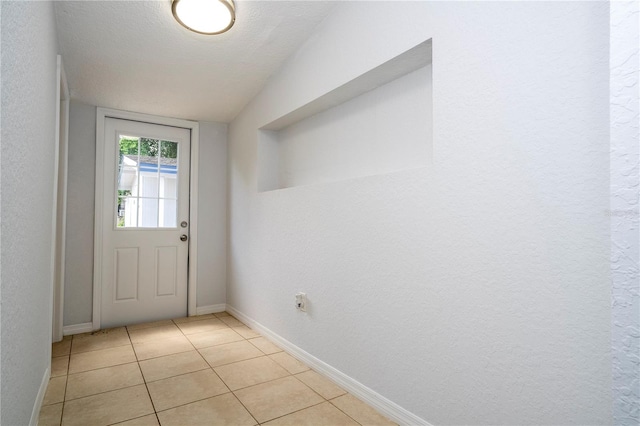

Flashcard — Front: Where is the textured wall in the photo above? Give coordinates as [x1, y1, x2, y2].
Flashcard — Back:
[0, 1, 59, 424]
[275, 65, 432, 189]
[64, 101, 96, 325]
[196, 121, 228, 308]
[63, 107, 228, 324]
[610, 2, 640, 424]
[228, 2, 612, 424]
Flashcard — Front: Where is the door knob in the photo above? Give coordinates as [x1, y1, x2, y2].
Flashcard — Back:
[180, 234, 188, 242]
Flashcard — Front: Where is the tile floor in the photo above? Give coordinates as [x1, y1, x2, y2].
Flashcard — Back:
[39, 312, 397, 426]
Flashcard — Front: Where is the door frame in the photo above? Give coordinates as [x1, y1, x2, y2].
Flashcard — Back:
[52, 55, 70, 342]
[93, 107, 200, 331]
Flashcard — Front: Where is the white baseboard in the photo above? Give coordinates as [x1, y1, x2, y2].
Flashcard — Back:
[196, 303, 227, 315]
[225, 305, 431, 426]
[63, 322, 93, 336]
[29, 367, 50, 426]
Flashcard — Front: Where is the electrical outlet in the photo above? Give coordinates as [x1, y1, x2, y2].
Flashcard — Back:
[295, 293, 307, 312]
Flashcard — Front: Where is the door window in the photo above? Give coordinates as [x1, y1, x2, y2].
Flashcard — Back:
[116, 136, 179, 228]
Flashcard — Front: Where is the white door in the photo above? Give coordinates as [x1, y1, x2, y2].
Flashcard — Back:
[100, 118, 191, 328]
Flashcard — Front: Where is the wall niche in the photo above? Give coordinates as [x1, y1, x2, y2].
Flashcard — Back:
[258, 39, 432, 192]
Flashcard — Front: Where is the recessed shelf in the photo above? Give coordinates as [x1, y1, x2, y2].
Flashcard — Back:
[258, 39, 433, 192]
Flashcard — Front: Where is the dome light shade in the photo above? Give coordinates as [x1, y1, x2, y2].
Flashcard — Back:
[172, 0, 235, 35]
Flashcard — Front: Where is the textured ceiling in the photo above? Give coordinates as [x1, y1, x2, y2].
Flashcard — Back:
[54, 1, 337, 122]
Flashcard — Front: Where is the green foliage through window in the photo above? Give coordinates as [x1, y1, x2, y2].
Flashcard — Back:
[119, 137, 177, 159]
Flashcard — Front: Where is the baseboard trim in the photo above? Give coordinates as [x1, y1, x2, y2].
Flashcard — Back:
[30, 367, 50, 426]
[196, 303, 227, 315]
[63, 322, 93, 336]
[226, 305, 431, 426]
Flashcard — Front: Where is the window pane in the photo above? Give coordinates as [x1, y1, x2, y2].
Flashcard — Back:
[118, 166, 138, 197]
[116, 197, 126, 228]
[119, 136, 139, 162]
[160, 176, 177, 199]
[140, 175, 159, 198]
[160, 141, 178, 202]
[139, 198, 159, 228]
[161, 140, 178, 159]
[117, 197, 137, 228]
[140, 138, 159, 160]
[159, 199, 177, 228]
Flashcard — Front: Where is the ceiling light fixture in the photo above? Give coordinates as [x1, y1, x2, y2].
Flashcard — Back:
[172, 0, 235, 35]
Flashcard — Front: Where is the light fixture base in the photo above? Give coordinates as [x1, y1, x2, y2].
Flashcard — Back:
[172, 0, 236, 35]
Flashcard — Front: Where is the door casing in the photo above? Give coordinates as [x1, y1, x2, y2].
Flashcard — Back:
[93, 107, 200, 330]
[52, 55, 70, 342]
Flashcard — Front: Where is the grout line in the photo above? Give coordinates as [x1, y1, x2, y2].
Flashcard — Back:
[142, 365, 211, 384]
[135, 347, 196, 362]
[327, 396, 366, 426]
[153, 390, 233, 415]
[63, 382, 143, 403]
[59, 402, 65, 426]
[106, 412, 158, 426]
[128, 326, 159, 424]
[225, 370, 296, 393]
[289, 372, 329, 403]
[66, 360, 139, 379]
[202, 352, 266, 369]
[228, 391, 260, 425]
[255, 400, 328, 425]
[67, 341, 132, 356]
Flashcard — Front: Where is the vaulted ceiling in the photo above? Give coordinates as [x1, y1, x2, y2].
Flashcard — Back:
[54, 1, 337, 123]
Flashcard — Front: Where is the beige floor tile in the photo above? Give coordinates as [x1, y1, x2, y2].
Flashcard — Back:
[133, 335, 194, 360]
[147, 369, 229, 411]
[234, 376, 324, 423]
[138, 350, 209, 382]
[331, 394, 396, 426]
[249, 337, 283, 355]
[214, 311, 230, 317]
[66, 362, 143, 400]
[172, 314, 215, 324]
[111, 414, 159, 426]
[68, 345, 137, 374]
[263, 401, 359, 426]
[157, 393, 256, 426]
[71, 327, 130, 354]
[219, 316, 244, 327]
[38, 402, 63, 426]
[269, 352, 309, 374]
[175, 318, 227, 335]
[295, 370, 346, 400]
[198, 340, 263, 367]
[128, 324, 183, 344]
[52, 337, 71, 357]
[214, 356, 289, 391]
[43, 376, 66, 406]
[186, 328, 244, 349]
[126, 319, 174, 331]
[61, 384, 154, 426]
[233, 326, 260, 339]
[51, 356, 69, 377]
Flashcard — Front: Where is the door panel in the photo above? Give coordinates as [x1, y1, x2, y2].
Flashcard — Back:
[101, 118, 190, 328]
[114, 248, 139, 302]
[155, 246, 178, 297]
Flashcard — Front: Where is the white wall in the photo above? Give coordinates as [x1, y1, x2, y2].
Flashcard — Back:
[64, 105, 228, 324]
[610, 2, 640, 424]
[266, 65, 432, 190]
[228, 2, 611, 424]
[65, 101, 96, 325]
[196, 121, 228, 309]
[1, 1, 60, 424]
